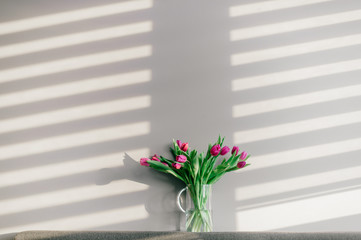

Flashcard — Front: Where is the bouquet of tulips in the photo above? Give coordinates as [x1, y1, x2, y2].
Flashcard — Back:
[140, 136, 250, 232]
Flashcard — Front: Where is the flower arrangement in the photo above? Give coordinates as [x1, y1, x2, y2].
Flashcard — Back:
[140, 136, 250, 232]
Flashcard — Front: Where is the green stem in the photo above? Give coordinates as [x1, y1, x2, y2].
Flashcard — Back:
[185, 185, 213, 232]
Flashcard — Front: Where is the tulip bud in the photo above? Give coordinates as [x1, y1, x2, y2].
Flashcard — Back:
[220, 146, 230, 155]
[176, 140, 182, 148]
[140, 158, 150, 166]
[180, 142, 189, 151]
[231, 146, 239, 155]
[237, 161, 246, 169]
[172, 163, 182, 169]
[210, 144, 221, 156]
[176, 155, 187, 163]
[151, 154, 161, 162]
[240, 151, 248, 160]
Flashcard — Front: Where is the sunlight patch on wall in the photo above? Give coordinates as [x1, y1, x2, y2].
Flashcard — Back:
[232, 83, 361, 118]
[234, 110, 361, 144]
[1, 205, 149, 233]
[235, 165, 361, 204]
[230, 9, 361, 41]
[238, 137, 361, 171]
[0, 175, 149, 216]
[0, 70, 151, 108]
[229, 0, 332, 17]
[0, 95, 151, 134]
[0, 0, 153, 36]
[0, 121, 150, 160]
[231, 33, 361, 66]
[0, 45, 152, 84]
[0, 21, 152, 59]
[236, 188, 361, 231]
[232, 58, 361, 92]
[0, 148, 149, 189]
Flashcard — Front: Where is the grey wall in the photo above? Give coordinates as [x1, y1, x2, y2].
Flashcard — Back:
[1, 0, 361, 235]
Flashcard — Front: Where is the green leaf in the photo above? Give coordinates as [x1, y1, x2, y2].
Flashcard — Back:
[159, 156, 174, 165]
[170, 147, 176, 158]
[200, 154, 210, 181]
[193, 154, 200, 178]
[217, 135, 221, 145]
[228, 153, 241, 167]
[148, 160, 170, 170]
[205, 144, 212, 159]
[220, 136, 225, 147]
[166, 170, 185, 182]
[148, 160, 185, 182]
[207, 171, 225, 184]
[225, 166, 238, 172]
[182, 151, 191, 159]
[190, 149, 197, 160]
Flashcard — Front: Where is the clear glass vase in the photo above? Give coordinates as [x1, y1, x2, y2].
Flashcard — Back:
[177, 184, 213, 232]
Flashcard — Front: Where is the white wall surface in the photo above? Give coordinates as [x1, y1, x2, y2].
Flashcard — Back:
[1, 0, 361, 235]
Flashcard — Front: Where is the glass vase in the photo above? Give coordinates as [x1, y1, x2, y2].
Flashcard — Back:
[177, 184, 213, 232]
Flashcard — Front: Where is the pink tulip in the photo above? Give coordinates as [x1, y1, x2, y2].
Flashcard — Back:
[176, 155, 187, 163]
[237, 161, 246, 169]
[176, 140, 182, 148]
[240, 151, 248, 160]
[220, 146, 230, 155]
[180, 142, 189, 151]
[231, 146, 239, 155]
[151, 154, 160, 162]
[172, 163, 182, 169]
[210, 144, 221, 156]
[140, 158, 150, 167]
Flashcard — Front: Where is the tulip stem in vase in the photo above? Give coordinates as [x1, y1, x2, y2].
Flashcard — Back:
[185, 184, 212, 232]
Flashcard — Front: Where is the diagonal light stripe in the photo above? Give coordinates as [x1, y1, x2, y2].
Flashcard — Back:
[231, 33, 361, 66]
[238, 137, 361, 171]
[232, 84, 361, 118]
[0, 121, 150, 160]
[0, 204, 149, 232]
[0, 0, 153, 36]
[0, 172, 149, 216]
[0, 70, 151, 108]
[237, 184, 361, 212]
[232, 58, 361, 91]
[229, 0, 332, 17]
[0, 153, 149, 216]
[236, 165, 361, 202]
[0, 95, 151, 134]
[234, 110, 361, 144]
[230, 9, 361, 41]
[0, 45, 152, 84]
[236, 188, 361, 231]
[0, 21, 152, 59]
[0, 148, 149, 189]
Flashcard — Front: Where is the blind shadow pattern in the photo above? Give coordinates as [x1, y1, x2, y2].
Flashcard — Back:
[228, 0, 361, 231]
[0, 0, 184, 234]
